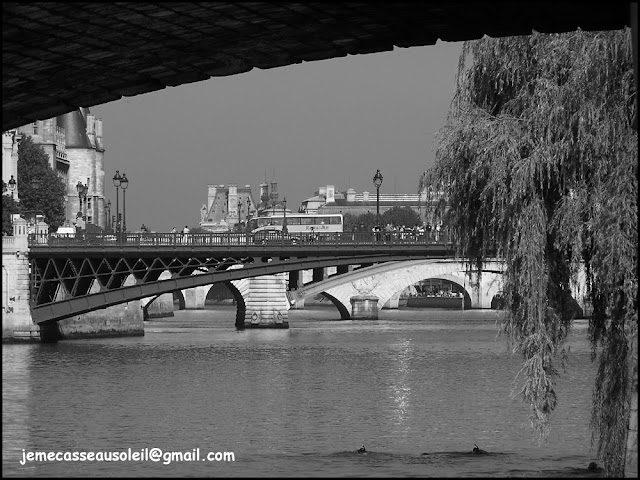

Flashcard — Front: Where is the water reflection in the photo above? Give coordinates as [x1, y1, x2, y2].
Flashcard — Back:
[2, 308, 600, 477]
[388, 339, 413, 431]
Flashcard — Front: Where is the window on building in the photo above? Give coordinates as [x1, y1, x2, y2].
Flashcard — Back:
[88, 216, 92, 224]
[33, 122, 39, 135]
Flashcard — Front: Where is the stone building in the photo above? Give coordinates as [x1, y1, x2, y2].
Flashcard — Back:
[2, 107, 106, 230]
[199, 184, 256, 232]
[301, 185, 423, 216]
[199, 179, 289, 232]
[299, 184, 444, 225]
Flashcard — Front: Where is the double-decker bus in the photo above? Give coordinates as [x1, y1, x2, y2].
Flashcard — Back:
[247, 213, 343, 238]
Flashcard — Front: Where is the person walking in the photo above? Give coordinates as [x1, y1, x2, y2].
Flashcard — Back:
[182, 225, 190, 244]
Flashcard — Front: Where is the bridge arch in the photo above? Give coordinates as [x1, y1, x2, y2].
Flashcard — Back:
[297, 260, 504, 319]
[318, 292, 351, 320]
[415, 273, 473, 310]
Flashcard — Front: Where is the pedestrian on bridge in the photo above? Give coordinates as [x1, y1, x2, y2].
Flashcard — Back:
[182, 225, 190, 244]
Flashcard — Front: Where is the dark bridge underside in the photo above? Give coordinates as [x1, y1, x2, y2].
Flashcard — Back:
[3, 2, 631, 131]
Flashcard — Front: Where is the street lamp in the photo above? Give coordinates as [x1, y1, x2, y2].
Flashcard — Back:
[245, 197, 251, 233]
[373, 169, 383, 240]
[8, 175, 16, 230]
[112, 170, 122, 240]
[76, 180, 87, 223]
[120, 173, 129, 238]
[282, 196, 288, 235]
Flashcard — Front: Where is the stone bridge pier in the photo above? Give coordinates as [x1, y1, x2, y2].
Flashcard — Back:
[2, 221, 39, 341]
[232, 273, 289, 328]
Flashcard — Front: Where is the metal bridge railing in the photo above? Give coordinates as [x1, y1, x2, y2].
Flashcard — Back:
[30, 231, 454, 248]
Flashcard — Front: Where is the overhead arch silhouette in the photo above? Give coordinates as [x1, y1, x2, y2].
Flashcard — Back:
[3, 3, 633, 131]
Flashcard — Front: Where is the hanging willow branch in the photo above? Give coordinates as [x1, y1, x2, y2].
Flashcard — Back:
[420, 29, 637, 476]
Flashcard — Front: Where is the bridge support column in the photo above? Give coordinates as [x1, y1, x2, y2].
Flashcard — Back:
[143, 293, 174, 319]
[182, 285, 207, 309]
[2, 228, 40, 342]
[313, 267, 325, 283]
[243, 274, 289, 328]
[289, 270, 300, 290]
[350, 295, 379, 320]
[142, 271, 175, 320]
[337, 264, 349, 275]
[383, 291, 401, 309]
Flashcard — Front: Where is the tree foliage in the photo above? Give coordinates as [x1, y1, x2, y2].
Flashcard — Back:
[343, 212, 377, 232]
[420, 29, 637, 476]
[381, 206, 421, 228]
[17, 136, 66, 231]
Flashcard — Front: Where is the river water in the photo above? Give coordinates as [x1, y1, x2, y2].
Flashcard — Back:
[2, 306, 603, 477]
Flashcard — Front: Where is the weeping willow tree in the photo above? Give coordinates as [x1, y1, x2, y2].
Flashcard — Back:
[420, 29, 637, 476]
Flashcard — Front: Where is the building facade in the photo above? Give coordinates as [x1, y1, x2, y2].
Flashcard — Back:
[2, 108, 106, 230]
[199, 180, 290, 232]
[299, 184, 447, 226]
[199, 184, 256, 232]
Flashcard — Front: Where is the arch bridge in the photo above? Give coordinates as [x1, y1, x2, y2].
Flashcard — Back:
[291, 258, 504, 318]
[27, 231, 455, 326]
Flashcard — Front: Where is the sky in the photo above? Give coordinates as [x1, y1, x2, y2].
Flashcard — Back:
[91, 40, 462, 232]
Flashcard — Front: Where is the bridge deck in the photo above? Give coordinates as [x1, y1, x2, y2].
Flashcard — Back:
[26, 231, 457, 324]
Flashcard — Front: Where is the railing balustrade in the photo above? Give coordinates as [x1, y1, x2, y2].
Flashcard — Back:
[29, 231, 454, 248]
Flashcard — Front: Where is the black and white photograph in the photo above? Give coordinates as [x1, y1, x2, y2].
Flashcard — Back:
[2, 3, 637, 478]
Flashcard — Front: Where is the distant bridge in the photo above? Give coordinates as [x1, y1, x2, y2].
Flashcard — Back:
[291, 258, 504, 318]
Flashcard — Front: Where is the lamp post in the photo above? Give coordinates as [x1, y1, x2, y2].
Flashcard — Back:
[120, 173, 129, 240]
[8, 175, 16, 230]
[76, 180, 87, 237]
[282, 196, 288, 235]
[373, 169, 383, 240]
[112, 170, 122, 241]
[106, 199, 111, 232]
[245, 197, 251, 233]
